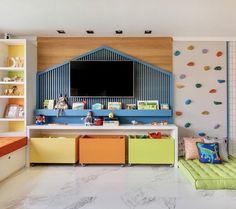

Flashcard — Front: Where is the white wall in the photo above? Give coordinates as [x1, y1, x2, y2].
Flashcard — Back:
[173, 41, 227, 154]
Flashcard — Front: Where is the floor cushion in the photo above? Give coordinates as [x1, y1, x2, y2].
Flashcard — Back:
[0, 137, 27, 157]
[179, 156, 236, 189]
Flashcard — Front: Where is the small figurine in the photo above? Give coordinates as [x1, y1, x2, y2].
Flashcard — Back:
[54, 93, 69, 117]
[4, 85, 18, 95]
[84, 111, 93, 126]
[35, 115, 45, 125]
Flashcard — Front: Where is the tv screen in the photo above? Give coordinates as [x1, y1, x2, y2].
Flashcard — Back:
[70, 61, 134, 97]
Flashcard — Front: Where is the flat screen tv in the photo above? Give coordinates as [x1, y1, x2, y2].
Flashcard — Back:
[70, 61, 134, 97]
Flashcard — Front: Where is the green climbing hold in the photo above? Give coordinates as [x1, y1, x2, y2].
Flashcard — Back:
[217, 80, 225, 83]
[184, 122, 191, 128]
[214, 66, 222, 71]
[214, 101, 222, 105]
[174, 50, 181, 56]
[195, 83, 202, 88]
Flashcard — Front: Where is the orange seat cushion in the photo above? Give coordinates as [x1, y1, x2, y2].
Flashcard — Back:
[0, 137, 27, 157]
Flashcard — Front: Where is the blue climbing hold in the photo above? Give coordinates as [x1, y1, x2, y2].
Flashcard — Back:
[217, 79, 226, 83]
[214, 124, 220, 129]
[174, 50, 181, 56]
[198, 132, 206, 137]
[185, 99, 192, 105]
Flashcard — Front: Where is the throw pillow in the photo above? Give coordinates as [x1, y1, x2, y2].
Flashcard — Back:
[196, 142, 222, 164]
[204, 136, 228, 162]
[184, 137, 204, 160]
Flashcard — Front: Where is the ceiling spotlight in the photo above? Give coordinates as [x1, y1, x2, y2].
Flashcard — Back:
[57, 30, 66, 34]
[144, 30, 152, 34]
[86, 30, 94, 34]
[115, 30, 123, 34]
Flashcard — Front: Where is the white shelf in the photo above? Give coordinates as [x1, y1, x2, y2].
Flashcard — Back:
[0, 95, 24, 98]
[0, 67, 25, 71]
[0, 82, 24, 85]
[0, 118, 24, 122]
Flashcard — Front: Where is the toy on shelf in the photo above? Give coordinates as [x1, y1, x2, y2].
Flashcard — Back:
[4, 85, 19, 96]
[2, 76, 24, 82]
[126, 104, 136, 110]
[103, 112, 119, 126]
[84, 111, 93, 126]
[72, 101, 86, 110]
[35, 115, 45, 125]
[150, 121, 168, 126]
[94, 117, 103, 126]
[54, 94, 69, 116]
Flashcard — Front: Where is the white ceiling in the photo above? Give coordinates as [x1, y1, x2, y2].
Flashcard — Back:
[0, 0, 236, 38]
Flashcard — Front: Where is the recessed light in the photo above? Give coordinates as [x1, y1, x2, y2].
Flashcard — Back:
[57, 30, 66, 34]
[115, 30, 123, 34]
[86, 30, 94, 34]
[144, 30, 152, 34]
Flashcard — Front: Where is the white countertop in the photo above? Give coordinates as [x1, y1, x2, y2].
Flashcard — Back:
[27, 124, 178, 130]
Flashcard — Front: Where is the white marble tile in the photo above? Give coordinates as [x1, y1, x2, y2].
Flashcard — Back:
[0, 165, 236, 209]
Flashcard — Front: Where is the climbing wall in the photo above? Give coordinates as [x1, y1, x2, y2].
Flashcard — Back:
[173, 41, 227, 153]
[228, 42, 236, 156]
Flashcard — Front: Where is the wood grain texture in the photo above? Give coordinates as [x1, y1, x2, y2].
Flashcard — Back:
[37, 37, 172, 72]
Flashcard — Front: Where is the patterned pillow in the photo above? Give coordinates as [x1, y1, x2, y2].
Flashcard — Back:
[184, 137, 204, 160]
[196, 142, 222, 164]
[204, 136, 229, 162]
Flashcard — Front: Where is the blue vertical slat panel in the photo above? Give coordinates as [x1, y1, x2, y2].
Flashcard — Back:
[37, 47, 172, 113]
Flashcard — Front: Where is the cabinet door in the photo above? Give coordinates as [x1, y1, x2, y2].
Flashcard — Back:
[30, 138, 77, 163]
[128, 139, 174, 164]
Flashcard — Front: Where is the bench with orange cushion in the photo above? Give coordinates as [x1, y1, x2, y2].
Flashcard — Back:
[0, 137, 27, 157]
[0, 137, 27, 182]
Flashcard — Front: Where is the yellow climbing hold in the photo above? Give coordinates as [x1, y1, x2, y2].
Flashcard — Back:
[204, 66, 210, 71]
[187, 45, 194, 50]
[202, 111, 210, 115]
[176, 84, 185, 89]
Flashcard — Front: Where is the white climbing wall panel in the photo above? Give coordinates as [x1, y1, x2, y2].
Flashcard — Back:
[229, 42, 236, 156]
[173, 42, 227, 142]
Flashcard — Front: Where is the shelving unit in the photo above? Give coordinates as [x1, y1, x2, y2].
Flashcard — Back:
[0, 39, 37, 136]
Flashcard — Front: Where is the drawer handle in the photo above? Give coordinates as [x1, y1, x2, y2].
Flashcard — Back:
[8, 156, 11, 159]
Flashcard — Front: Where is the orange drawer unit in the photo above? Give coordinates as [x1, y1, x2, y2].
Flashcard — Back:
[79, 135, 125, 165]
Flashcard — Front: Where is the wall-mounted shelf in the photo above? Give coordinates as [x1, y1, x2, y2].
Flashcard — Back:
[35, 109, 172, 117]
[0, 96, 24, 99]
[0, 118, 24, 122]
[0, 82, 24, 85]
[0, 67, 25, 71]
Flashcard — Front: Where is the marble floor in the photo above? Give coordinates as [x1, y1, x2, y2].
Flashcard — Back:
[0, 165, 236, 209]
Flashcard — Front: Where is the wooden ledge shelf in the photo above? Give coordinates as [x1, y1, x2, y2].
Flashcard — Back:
[35, 109, 172, 117]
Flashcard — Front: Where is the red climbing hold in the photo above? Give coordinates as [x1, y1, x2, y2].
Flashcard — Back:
[175, 111, 182, 116]
[187, 62, 194, 66]
[209, 89, 217, 93]
[216, 51, 223, 57]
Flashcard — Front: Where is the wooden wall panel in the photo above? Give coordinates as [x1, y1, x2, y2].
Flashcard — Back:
[37, 37, 172, 72]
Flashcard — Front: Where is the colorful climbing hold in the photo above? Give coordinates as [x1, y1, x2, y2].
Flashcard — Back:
[209, 89, 216, 93]
[187, 45, 194, 50]
[195, 83, 202, 88]
[198, 132, 206, 137]
[202, 49, 208, 54]
[216, 51, 223, 57]
[175, 111, 182, 116]
[202, 111, 210, 115]
[185, 99, 192, 105]
[217, 79, 225, 83]
[184, 122, 191, 128]
[176, 84, 185, 89]
[214, 101, 222, 105]
[203, 66, 210, 71]
[214, 124, 220, 129]
[214, 66, 222, 71]
[179, 74, 186, 79]
[187, 62, 194, 66]
[174, 50, 181, 56]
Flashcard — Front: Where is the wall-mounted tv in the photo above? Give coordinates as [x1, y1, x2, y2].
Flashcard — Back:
[70, 60, 134, 97]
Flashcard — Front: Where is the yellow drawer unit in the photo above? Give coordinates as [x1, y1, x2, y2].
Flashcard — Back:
[30, 136, 79, 164]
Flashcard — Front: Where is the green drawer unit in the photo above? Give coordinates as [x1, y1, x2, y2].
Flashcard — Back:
[128, 136, 175, 165]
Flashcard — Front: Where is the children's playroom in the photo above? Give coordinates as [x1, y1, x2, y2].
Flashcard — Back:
[0, 1, 236, 209]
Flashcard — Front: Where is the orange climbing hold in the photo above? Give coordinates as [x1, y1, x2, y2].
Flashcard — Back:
[216, 51, 223, 57]
[176, 84, 185, 89]
[209, 89, 217, 93]
[187, 62, 194, 66]
[187, 45, 194, 50]
[204, 66, 210, 71]
[175, 111, 182, 116]
[202, 111, 210, 115]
